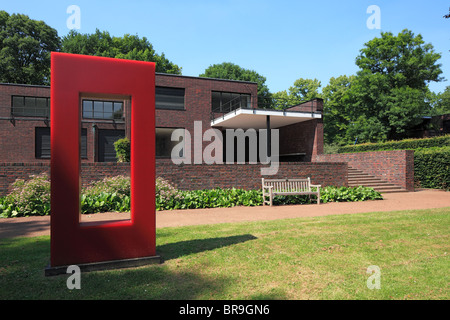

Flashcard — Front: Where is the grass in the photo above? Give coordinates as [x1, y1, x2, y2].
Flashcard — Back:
[0, 207, 449, 300]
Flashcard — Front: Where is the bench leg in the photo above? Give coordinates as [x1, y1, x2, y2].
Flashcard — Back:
[317, 191, 320, 205]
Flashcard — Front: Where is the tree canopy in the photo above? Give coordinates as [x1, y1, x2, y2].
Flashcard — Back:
[429, 86, 450, 116]
[61, 29, 181, 74]
[272, 78, 322, 109]
[322, 75, 354, 144]
[324, 29, 443, 144]
[199, 62, 271, 102]
[0, 10, 60, 85]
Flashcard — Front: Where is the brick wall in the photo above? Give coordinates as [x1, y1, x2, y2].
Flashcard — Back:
[0, 162, 50, 196]
[155, 74, 258, 162]
[156, 160, 347, 190]
[0, 162, 131, 196]
[286, 98, 323, 113]
[313, 150, 414, 191]
[0, 161, 347, 196]
[1, 79, 324, 165]
[279, 119, 323, 161]
[1, 78, 259, 163]
[0, 84, 51, 163]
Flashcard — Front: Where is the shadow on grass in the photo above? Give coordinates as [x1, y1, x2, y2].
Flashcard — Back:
[0, 219, 50, 239]
[157, 234, 257, 261]
[0, 234, 259, 299]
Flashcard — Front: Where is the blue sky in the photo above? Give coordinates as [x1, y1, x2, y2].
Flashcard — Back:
[3, 0, 449, 94]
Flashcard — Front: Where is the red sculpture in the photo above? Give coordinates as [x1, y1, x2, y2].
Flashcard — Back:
[49, 52, 157, 270]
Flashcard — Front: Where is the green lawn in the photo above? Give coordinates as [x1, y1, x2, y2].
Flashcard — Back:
[0, 207, 449, 300]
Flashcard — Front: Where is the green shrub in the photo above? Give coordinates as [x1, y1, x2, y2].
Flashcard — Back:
[414, 146, 450, 190]
[81, 192, 130, 214]
[273, 186, 383, 205]
[155, 177, 184, 211]
[82, 175, 130, 198]
[81, 175, 131, 214]
[175, 188, 262, 210]
[1, 173, 51, 217]
[113, 137, 130, 162]
[337, 135, 450, 154]
[0, 195, 15, 218]
[0, 174, 384, 217]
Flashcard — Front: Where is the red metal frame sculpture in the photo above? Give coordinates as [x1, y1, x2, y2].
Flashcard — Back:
[49, 52, 157, 269]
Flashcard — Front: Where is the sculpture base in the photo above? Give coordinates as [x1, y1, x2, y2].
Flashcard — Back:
[45, 255, 162, 276]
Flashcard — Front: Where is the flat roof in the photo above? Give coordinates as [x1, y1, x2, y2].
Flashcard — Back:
[0, 82, 50, 89]
[0, 73, 258, 89]
[155, 72, 258, 85]
[211, 108, 322, 130]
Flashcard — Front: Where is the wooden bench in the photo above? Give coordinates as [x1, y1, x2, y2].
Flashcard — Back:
[262, 177, 321, 206]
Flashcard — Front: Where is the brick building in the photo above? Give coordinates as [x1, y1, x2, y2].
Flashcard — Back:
[0, 74, 323, 164]
[0, 73, 335, 196]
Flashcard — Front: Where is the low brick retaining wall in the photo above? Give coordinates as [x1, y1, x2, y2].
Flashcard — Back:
[0, 161, 347, 196]
[156, 161, 347, 190]
[313, 150, 414, 191]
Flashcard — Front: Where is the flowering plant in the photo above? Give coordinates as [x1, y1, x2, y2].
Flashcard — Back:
[3, 173, 51, 217]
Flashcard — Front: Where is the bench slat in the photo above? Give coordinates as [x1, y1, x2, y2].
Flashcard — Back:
[262, 177, 320, 206]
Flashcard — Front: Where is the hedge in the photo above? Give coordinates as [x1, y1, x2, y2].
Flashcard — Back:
[337, 135, 450, 154]
[414, 146, 450, 190]
[336, 135, 450, 190]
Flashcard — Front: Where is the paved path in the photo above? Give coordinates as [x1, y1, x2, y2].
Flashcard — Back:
[0, 189, 449, 239]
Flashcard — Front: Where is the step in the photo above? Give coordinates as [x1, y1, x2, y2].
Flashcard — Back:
[349, 177, 385, 182]
[349, 179, 380, 182]
[348, 182, 394, 187]
[348, 168, 366, 172]
[377, 188, 408, 193]
[348, 174, 377, 179]
[347, 166, 406, 193]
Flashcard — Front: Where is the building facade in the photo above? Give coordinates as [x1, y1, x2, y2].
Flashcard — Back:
[0, 74, 323, 164]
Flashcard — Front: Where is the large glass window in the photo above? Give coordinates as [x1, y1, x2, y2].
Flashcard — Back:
[155, 87, 185, 110]
[82, 99, 124, 120]
[211, 91, 251, 113]
[12, 96, 50, 117]
[156, 127, 184, 158]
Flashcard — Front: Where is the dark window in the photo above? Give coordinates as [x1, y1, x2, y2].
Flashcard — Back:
[155, 87, 185, 110]
[82, 100, 124, 120]
[97, 129, 125, 162]
[211, 91, 251, 112]
[36, 127, 87, 159]
[12, 96, 50, 117]
[443, 120, 450, 133]
[156, 128, 184, 158]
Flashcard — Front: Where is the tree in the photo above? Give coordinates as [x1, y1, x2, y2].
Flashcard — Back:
[0, 11, 60, 85]
[287, 78, 322, 103]
[199, 62, 271, 106]
[429, 86, 450, 116]
[344, 29, 443, 142]
[61, 29, 181, 74]
[322, 75, 354, 144]
[355, 29, 443, 91]
[272, 78, 322, 109]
